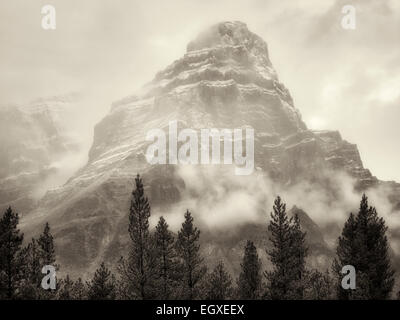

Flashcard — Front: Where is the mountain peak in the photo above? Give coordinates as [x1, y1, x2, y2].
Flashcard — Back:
[187, 21, 247, 50]
[187, 21, 271, 65]
[19, 20, 395, 278]
[141, 20, 278, 105]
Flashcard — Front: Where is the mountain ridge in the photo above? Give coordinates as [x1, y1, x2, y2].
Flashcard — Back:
[11, 21, 399, 278]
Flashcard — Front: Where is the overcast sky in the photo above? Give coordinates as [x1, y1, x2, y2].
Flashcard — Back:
[0, 0, 399, 181]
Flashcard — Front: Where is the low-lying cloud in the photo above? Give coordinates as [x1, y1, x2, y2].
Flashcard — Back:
[150, 164, 400, 251]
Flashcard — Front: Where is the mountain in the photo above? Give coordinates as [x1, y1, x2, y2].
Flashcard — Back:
[19, 21, 400, 278]
[0, 94, 84, 214]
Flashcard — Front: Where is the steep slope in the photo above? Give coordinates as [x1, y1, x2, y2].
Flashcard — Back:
[21, 21, 398, 277]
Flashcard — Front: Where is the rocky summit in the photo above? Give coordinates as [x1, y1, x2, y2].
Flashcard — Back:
[15, 21, 399, 278]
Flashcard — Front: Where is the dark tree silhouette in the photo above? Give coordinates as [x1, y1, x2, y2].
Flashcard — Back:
[87, 262, 116, 300]
[0, 207, 24, 299]
[237, 240, 262, 300]
[71, 278, 87, 300]
[119, 174, 155, 299]
[176, 210, 206, 300]
[38, 222, 56, 267]
[204, 261, 233, 300]
[265, 197, 308, 299]
[154, 216, 179, 299]
[333, 194, 395, 299]
[303, 269, 334, 300]
[19, 238, 42, 299]
[57, 275, 74, 300]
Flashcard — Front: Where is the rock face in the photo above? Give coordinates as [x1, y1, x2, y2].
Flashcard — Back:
[0, 94, 82, 213]
[20, 21, 398, 277]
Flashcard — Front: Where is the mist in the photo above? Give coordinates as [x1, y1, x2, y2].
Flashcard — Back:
[148, 164, 400, 254]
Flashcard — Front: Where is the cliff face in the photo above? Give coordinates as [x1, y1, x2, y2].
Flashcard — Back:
[19, 22, 398, 277]
[84, 21, 376, 188]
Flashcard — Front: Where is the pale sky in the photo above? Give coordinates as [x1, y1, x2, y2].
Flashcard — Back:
[0, 0, 399, 181]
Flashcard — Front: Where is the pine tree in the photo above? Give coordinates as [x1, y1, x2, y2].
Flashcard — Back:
[265, 197, 308, 299]
[265, 196, 291, 299]
[115, 261, 138, 300]
[57, 275, 74, 300]
[176, 210, 206, 300]
[36, 222, 59, 299]
[18, 238, 42, 299]
[119, 174, 155, 299]
[237, 240, 262, 300]
[154, 216, 179, 299]
[71, 277, 86, 300]
[288, 213, 308, 299]
[356, 204, 394, 299]
[38, 222, 56, 267]
[303, 269, 334, 300]
[0, 207, 24, 299]
[204, 261, 233, 300]
[87, 262, 116, 300]
[334, 194, 395, 299]
[333, 212, 357, 299]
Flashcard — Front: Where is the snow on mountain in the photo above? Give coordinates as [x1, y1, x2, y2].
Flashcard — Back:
[17, 21, 400, 277]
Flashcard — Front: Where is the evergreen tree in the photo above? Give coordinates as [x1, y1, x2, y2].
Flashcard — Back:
[19, 238, 42, 299]
[57, 275, 74, 300]
[356, 202, 394, 299]
[115, 261, 138, 300]
[288, 213, 308, 299]
[303, 269, 334, 300]
[265, 197, 308, 299]
[87, 262, 116, 300]
[334, 194, 395, 299]
[38, 222, 56, 267]
[0, 207, 24, 299]
[154, 216, 179, 299]
[237, 240, 262, 300]
[204, 261, 233, 300]
[333, 212, 357, 299]
[26, 238, 41, 283]
[176, 210, 206, 300]
[71, 278, 86, 300]
[265, 196, 291, 299]
[119, 174, 155, 299]
[18, 225, 58, 300]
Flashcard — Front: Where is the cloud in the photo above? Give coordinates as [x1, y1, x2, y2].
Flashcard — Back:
[148, 165, 400, 245]
[262, 0, 400, 181]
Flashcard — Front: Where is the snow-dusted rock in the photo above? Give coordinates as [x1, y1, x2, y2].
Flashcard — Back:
[17, 22, 398, 277]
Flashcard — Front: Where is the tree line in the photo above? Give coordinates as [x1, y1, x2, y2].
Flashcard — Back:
[0, 174, 397, 299]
